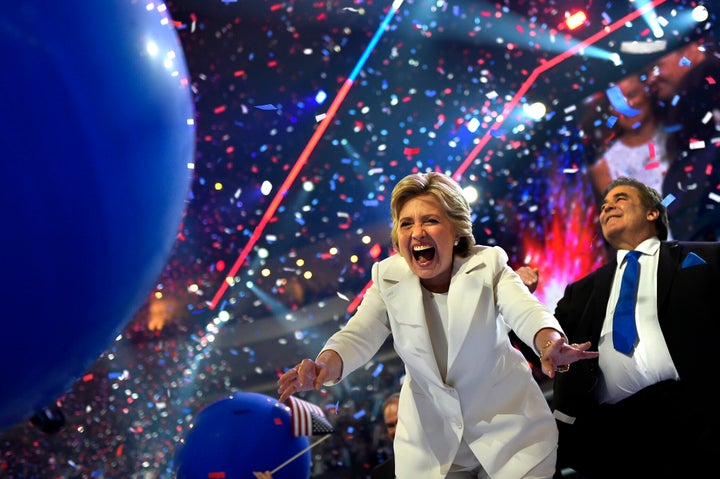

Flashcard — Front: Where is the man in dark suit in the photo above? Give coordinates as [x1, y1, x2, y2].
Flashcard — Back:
[552, 176, 720, 478]
[372, 392, 399, 479]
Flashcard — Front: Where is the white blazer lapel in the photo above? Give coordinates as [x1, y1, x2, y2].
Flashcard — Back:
[446, 254, 489, 369]
[383, 257, 445, 383]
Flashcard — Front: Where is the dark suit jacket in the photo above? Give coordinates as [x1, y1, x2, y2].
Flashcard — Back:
[552, 241, 720, 478]
[371, 457, 394, 479]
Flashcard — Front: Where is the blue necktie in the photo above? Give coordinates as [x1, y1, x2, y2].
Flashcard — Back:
[613, 250, 642, 354]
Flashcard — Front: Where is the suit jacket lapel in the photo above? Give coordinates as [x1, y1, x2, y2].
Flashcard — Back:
[382, 257, 444, 383]
[657, 241, 681, 319]
[587, 264, 615, 344]
[446, 254, 486, 368]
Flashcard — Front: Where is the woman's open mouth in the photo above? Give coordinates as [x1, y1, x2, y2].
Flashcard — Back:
[413, 244, 435, 265]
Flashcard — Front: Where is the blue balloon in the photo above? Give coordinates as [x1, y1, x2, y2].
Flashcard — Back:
[0, 1, 194, 430]
[174, 393, 311, 479]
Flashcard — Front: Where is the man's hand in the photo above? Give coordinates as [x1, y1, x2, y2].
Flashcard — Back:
[516, 266, 539, 293]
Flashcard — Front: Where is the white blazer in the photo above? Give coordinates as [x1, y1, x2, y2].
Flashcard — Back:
[322, 245, 561, 479]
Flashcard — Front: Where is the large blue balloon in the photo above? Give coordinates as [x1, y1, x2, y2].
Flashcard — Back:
[0, 1, 194, 430]
[174, 393, 311, 479]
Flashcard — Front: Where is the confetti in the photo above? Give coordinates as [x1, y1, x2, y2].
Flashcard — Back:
[5, 2, 718, 477]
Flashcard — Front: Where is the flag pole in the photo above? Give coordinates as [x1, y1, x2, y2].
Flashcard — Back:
[269, 434, 332, 475]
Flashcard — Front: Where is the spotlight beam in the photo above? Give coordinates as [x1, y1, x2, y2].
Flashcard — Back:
[208, 1, 404, 310]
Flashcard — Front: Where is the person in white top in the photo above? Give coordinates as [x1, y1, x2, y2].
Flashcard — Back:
[276, 172, 598, 479]
[552, 176, 720, 478]
[587, 73, 670, 200]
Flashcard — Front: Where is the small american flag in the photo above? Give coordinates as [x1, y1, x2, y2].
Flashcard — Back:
[287, 396, 334, 436]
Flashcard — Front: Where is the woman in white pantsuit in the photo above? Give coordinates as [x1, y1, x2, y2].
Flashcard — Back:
[277, 172, 598, 479]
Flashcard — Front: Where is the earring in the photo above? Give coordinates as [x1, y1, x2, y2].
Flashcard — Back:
[453, 239, 459, 246]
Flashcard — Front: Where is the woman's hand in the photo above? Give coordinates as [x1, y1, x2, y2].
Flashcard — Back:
[277, 350, 342, 402]
[539, 338, 599, 378]
[277, 358, 323, 402]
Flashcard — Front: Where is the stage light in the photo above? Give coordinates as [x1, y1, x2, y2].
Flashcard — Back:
[523, 102, 547, 121]
[565, 11, 587, 31]
[462, 185, 479, 204]
[692, 5, 709, 23]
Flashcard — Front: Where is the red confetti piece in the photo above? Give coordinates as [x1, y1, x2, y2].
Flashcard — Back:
[207, 473, 226, 479]
[403, 147, 420, 155]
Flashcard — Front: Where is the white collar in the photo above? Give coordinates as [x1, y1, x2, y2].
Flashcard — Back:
[615, 236, 660, 263]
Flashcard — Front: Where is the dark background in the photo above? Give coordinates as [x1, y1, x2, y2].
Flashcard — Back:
[1, 1, 715, 477]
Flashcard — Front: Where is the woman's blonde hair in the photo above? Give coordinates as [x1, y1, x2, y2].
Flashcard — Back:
[390, 172, 475, 257]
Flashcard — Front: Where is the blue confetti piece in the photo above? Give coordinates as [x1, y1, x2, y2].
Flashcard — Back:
[661, 193, 675, 207]
[606, 85, 641, 117]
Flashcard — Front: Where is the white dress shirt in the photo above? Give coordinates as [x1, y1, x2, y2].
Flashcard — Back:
[597, 237, 679, 404]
